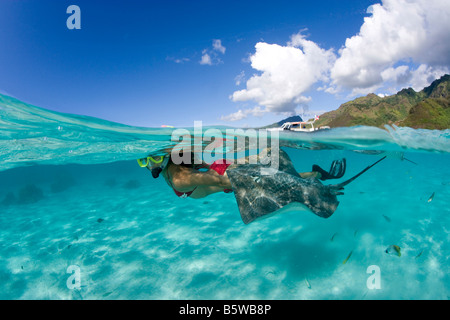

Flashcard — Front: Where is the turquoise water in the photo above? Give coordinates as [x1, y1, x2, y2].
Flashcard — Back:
[0, 93, 449, 300]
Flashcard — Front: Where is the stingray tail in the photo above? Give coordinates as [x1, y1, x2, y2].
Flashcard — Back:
[330, 156, 386, 194]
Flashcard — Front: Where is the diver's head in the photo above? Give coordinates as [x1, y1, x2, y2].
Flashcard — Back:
[137, 154, 170, 179]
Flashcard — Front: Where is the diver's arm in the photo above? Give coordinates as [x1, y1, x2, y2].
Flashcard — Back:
[173, 170, 231, 190]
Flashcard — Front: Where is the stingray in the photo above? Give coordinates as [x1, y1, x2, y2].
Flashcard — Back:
[226, 148, 386, 224]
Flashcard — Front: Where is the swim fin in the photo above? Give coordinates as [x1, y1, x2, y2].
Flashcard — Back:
[330, 156, 387, 192]
[312, 158, 346, 181]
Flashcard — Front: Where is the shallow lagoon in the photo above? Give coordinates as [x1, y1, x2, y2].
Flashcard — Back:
[0, 94, 449, 299]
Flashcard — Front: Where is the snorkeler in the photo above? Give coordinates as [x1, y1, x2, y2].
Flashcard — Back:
[138, 149, 385, 224]
[137, 152, 346, 199]
[138, 153, 234, 199]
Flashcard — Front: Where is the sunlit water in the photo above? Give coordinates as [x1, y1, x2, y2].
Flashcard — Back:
[0, 94, 449, 299]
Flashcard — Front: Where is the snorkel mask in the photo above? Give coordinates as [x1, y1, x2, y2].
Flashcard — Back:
[137, 155, 170, 179]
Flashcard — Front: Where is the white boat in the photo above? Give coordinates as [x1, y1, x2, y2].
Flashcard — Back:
[268, 118, 330, 132]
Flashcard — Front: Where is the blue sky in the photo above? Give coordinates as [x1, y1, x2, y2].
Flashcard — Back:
[1, 0, 449, 128]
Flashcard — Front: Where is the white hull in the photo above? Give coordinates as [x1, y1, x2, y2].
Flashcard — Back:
[267, 120, 330, 132]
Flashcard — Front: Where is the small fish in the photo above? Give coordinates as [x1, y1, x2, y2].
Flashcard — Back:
[415, 250, 424, 259]
[265, 270, 276, 276]
[252, 176, 261, 183]
[342, 250, 353, 264]
[97, 218, 105, 223]
[385, 245, 401, 257]
[304, 278, 311, 289]
[382, 214, 391, 222]
[427, 192, 435, 203]
[354, 229, 358, 237]
[401, 154, 417, 165]
[330, 232, 338, 242]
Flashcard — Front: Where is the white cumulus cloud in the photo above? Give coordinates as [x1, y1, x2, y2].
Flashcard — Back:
[200, 51, 213, 66]
[220, 109, 247, 121]
[330, 0, 450, 94]
[212, 39, 226, 54]
[226, 0, 450, 122]
[234, 71, 245, 86]
[200, 39, 226, 66]
[220, 106, 266, 122]
[230, 32, 335, 114]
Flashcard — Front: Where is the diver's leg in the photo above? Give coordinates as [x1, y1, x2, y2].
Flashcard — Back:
[299, 171, 322, 179]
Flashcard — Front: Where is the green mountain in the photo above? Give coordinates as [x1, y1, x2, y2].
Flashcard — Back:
[315, 74, 450, 130]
